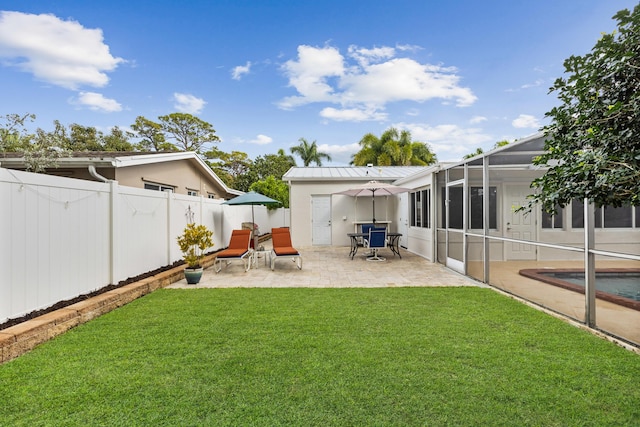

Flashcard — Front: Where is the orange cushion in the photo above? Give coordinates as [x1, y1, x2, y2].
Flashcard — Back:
[216, 248, 248, 258]
[274, 247, 299, 256]
[272, 228, 293, 248]
[228, 229, 251, 250]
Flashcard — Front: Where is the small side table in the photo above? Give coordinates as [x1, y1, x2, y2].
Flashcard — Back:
[253, 249, 271, 268]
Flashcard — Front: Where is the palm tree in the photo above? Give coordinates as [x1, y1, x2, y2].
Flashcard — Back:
[277, 148, 297, 166]
[290, 137, 332, 166]
[351, 127, 436, 166]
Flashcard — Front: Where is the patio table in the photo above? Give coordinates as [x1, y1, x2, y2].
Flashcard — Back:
[347, 232, 402, 260]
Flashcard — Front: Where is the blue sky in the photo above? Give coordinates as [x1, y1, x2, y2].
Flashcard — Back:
[0, 1, 637, 164]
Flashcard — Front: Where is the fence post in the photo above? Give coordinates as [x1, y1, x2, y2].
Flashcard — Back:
[109, 180, 119, 285]
[166, 191, 172, 265]
[584, 198, 596, 327]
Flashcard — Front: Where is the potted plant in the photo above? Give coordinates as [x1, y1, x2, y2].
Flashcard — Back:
[177, 223, 214, 284]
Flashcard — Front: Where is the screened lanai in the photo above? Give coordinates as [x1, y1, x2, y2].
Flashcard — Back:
[433, 132, 640, 347]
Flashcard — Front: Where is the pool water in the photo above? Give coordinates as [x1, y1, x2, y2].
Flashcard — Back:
[539, 271, 640, 302]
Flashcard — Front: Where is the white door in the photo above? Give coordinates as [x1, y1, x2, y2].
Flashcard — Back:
[311, 195, 332, 245]
[504, 184, 537, 260]
[397, 193, 409, 248]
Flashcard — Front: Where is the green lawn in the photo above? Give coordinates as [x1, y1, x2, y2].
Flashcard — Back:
[1, 287, 639, 426]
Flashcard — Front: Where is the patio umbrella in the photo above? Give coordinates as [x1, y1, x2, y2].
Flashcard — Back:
[223, 191, 281, 250]
[334, 180, 410, 223]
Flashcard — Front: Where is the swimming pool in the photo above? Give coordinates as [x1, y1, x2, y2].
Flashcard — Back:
[519, 268, 640, 311]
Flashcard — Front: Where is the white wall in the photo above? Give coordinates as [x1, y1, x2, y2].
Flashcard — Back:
[0, 168, 287, 322]
[395, 171, 436, 261]
[289, 180, 399, 247]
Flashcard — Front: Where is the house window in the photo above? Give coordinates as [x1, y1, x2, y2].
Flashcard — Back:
[144, 182, 174, 192]
[410, 189, 430, 228]
[542, 205, 563, 229]
[571, 199, 634, 228]
[187, 189, 199, 196]
[207, 193, 216, 199]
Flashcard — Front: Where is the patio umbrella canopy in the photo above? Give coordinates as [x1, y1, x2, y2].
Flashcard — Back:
[222, 191, 281, 249]
[334, 180, 410, 223]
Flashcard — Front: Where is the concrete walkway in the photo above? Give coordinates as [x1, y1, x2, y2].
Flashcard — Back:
[168, 245, 481, 289]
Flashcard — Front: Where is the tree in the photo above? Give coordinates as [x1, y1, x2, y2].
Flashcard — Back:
[158, 113, 219, 153]
[23, 122, 70, 173]
[525, 5, 640, 213]
[252, 150, 297, 180]
[130, 116, 175, 151]
[351, 128, 437, 166]
[0, 113, 35, 152]
[232, 150, 297, 192]
[249, 175, 289, 209]
[463, 147, 484, 160]
[290, 137, 331, 166]
[204, 148, 252, 188]
[463, 140, 510, 159]
[102, 126, 135, 151]
[65, 124, 103, 151]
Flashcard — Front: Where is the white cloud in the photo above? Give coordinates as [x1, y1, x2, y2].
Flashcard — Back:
[249, 134, 272, 145]
[231, 61, 251, 80]
[316, 142, 361, 165]
[395, 122, 493, 162]
[520, 79, 545, 89]
[0, 11, 123, 90]
[278, 45, 344, 109]
[512, 114, 540, 129]
[277, 44, 476, 122]
[73, 92, 122, 112]
[173, 93, 206, 114]
[506, 78, 547, 93]
[320, 107, 387, 122]
[470, 116, 487, 124]
[347, 45, 395, 66]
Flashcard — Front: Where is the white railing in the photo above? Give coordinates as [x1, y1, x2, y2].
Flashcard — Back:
[0, 168, 289, 323]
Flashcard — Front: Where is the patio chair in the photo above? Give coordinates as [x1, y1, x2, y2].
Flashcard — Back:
[366, 228, 387, 262]
[214, 229, 252, 273]
[363, 225, 388, 249]
[270, 227, 302, 270]
[361, 223, 375, 247]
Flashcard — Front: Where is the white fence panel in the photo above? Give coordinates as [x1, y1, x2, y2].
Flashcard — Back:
[1, 168, 111, 321]
[169, 194, 224, 259]
[1, 167, 293, 323]
[114, 185, 171, 282]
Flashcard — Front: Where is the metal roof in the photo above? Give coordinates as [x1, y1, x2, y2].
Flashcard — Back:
[283, 166, 425, 182]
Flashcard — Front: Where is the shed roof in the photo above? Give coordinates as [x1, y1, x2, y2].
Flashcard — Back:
[283, 166, 425, 182]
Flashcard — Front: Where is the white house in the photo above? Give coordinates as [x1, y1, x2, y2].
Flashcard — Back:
[283, 166, 424, 247]
[284, 133, 640, 267]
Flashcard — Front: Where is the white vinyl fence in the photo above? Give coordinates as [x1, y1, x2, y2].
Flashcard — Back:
[0, 168, 289, 323]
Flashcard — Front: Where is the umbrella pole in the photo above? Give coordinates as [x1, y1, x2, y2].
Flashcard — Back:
[252, 205, 258, 251]
[372, 189, 376, 224]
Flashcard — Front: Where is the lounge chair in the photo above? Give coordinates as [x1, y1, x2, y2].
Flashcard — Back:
[366, 228, 387, 261]
[214, 229, 252, 273]
[270, 227, 302, 270]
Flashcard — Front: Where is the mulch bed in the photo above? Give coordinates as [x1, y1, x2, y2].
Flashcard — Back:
[0, 260, 186, 331]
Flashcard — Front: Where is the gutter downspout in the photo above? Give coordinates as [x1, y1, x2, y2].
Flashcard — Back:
[88, 165, 110, 182]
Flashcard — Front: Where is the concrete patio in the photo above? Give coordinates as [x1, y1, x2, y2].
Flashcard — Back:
[168, 244, 481, 289]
